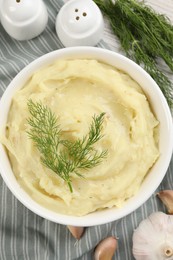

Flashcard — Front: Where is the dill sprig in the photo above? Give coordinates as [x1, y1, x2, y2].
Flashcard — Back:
[27, 100, 107, 192]
[94, 0, 173, 109]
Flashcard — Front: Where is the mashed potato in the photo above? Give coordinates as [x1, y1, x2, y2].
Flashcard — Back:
[1, 59, 159, 216]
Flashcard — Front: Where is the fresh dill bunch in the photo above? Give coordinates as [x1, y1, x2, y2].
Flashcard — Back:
[94, 0, 173, 109]
[27, 100, 107, 192]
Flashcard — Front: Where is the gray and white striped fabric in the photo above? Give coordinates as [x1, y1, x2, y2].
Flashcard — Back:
[0, 1, 173, 259]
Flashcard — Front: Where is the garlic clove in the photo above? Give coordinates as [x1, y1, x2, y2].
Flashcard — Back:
[94, 236, 117, 260]
[132, 212, 173, 260]
[67, 226, 85, 239]
[157, 190, 173, 214]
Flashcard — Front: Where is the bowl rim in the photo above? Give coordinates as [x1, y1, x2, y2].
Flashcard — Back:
[0, 46, 173, 226]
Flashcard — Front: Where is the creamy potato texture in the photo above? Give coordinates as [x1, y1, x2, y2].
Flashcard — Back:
[1, 59, 159, 216]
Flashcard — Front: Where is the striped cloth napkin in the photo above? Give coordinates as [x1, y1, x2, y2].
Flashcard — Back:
[0, 0, 172, 259]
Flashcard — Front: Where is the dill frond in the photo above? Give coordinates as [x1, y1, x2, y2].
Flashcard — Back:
[94, 0, 173, 110]
[27, 100, 107, 192]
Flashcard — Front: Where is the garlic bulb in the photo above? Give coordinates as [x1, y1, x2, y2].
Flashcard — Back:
[133, 212, 173, 260]
[157, 190, 173, 214]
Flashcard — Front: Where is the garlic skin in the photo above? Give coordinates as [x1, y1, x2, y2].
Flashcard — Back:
[133, 212, 173, 260]
[67, 226, 85, 240]
[157, 190, 173, 214]
[94, 236, 117, 260]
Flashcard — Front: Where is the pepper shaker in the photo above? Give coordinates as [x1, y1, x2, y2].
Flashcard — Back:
[55, 0, 104, 47]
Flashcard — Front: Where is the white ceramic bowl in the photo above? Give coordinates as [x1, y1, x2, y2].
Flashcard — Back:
[0, 47, 173, 227]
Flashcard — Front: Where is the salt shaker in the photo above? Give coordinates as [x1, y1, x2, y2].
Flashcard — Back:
[55, 0, 104, 47]
[0, 0, 48, 41]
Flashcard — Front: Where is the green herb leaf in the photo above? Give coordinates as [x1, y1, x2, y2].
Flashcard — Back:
[94, 0, 173, 110]
[27, 100, 107, 192]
